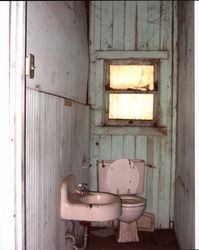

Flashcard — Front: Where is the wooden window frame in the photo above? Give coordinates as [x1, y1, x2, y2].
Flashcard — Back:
[104, 59, 160, 127]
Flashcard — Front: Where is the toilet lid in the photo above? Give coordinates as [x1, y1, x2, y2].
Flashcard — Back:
[106, 159, 140, 194]
[120, 195, 146, 207]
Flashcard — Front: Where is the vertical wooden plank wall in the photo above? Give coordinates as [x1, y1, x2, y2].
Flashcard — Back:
[175, 2, 195, 249]
[89, 1, 176, 228]
[26, 89, 90, 250]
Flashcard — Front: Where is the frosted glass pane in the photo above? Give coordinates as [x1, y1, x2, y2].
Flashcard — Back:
[110, 65, 154, 90]
[109, 94, 154, 120]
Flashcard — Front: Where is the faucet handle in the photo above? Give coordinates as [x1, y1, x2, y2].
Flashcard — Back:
[78, 183, 87, 188]
[78, 183, 89, 192]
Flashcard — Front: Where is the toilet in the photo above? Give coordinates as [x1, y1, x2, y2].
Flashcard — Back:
[98, 159, 146, 242]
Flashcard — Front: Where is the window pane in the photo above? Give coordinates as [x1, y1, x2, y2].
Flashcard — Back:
[109, 94, 154, 120]
[110, 65, 154, 91]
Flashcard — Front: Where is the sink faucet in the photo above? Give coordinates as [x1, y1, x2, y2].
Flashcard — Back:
[76, 183, 89, 194]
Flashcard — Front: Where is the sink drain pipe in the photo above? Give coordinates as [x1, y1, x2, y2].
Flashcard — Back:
[80, 221, 90, 249]
[65, 222, 90, 249]
[65, 233, 79, 250]
[83, 225, 88, 249]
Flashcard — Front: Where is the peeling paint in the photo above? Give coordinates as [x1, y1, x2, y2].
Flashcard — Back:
[89, 0, 175, 229]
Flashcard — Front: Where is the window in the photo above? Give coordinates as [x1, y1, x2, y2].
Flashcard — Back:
[104, 60, 159, 126]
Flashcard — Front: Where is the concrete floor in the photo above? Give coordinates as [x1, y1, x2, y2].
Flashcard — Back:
[87, 228, 179, 250]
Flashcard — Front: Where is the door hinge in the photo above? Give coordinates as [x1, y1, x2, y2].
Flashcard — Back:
[26, 54, 35, 79]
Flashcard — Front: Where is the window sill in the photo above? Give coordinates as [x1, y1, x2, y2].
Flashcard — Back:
[91, 125, 167, 136]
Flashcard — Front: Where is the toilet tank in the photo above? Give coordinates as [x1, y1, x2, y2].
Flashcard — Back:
[98, 159, 145, 195]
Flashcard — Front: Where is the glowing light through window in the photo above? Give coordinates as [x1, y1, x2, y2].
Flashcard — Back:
[109, 94, 154, 120]
[110, 65, 154, 91]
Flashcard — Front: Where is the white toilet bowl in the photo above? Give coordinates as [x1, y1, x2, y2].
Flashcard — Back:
[119, 195, 146, 223]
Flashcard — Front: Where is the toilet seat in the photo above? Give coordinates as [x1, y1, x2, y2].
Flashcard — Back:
[120, 194, 146, 208]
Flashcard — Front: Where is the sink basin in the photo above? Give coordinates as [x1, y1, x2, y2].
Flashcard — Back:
[79, 192, 117, 205]
[61, 174, 122, 222]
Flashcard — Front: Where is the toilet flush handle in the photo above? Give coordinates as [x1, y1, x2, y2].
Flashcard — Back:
[129, 160, 135, 169]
